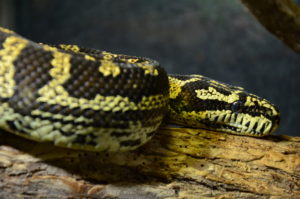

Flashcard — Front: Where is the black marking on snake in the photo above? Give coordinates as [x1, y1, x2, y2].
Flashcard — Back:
[34, 102, 166, 128]
[110, 131, 131, 138]
[0, 97, 9, 102]
[59, 45, 155, 65]
[170, 98, 231, 112]
[146, 131, 156, 138]
[169, 75, 196, 81]
[8, 45, 54, 115]
[62, 55, 101, 100]
[260, 124, 266, 133]
[0, 33, 7, 49]
[59, 131, 73, 137]
[62, 54, 169, 103]
[245, 121, 250, 128]
[6, 120, 29, 135]
[73, 134, 97, 146]
[5, 101, 166, 137]
[198, 119, 239, 132]
[54, 45, 104, 59]
[19, 112, 91, 127]
[120, 139, 142, 147]
[184, 80, 232, 96]
[0, 41, 3, 51]
[245, 104, 279, 121]
[110, 130, 156, 139]
[253, 122, 258, 130]
[6, 120, 21, 132]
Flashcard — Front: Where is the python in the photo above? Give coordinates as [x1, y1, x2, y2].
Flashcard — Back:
[0, 26, 280, 152]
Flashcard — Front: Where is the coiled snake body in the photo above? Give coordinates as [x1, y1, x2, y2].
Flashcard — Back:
[0, 27, 280, 152]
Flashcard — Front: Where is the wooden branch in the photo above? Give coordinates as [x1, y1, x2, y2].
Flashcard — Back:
[240, 0, 300, 54]
[0, 126, 299, 198]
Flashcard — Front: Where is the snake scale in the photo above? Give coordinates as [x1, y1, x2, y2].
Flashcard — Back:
[0, 26, 280, 152]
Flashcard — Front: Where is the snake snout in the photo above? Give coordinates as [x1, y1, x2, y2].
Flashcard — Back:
[238, 99, 281, 136]
[263, 105, 280, 135]
[205, 99, 281, 136]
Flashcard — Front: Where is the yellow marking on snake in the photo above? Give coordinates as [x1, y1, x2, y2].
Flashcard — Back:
[84, 55, 96, 61]
[38, 83, 167, 111]
[31, 109, 93, 123]
[137, 63, 159, 76]
[168, 76, 203, 99]
[99, 60, 121, 77]
[57, 44, 96, 61]
[37, 45, 166, 112]
[58, 44, 80, 52]
[195, 86, 241, 103]
[0, 36, 28, 98]
[0, 27, 14, 34]
[127, 58, 139, 63]
[37, 45, 72, 107]
[102, 51, 118, 59]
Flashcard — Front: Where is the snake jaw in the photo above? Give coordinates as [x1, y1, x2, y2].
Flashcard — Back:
[168, 109, 280, 137]
[213, 117, 279, 137]
[216, 100, 280, 136]
[236, 97, 280, 136]
[206, 97, 280, 136]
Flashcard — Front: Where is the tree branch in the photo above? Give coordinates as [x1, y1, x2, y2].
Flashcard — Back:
[241, 0, 300, 54]
[0, 127, 299, 198]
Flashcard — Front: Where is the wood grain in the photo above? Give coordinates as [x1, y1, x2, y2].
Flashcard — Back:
[0, 126, 299, 198]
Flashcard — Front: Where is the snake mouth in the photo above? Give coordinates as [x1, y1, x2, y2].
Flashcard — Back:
[209, 120, 278, 137]
[189, 110, 280, 136]
[199, 104, 281, 136]
[168, 110, 280, 137]
[169, 115, 278, 137]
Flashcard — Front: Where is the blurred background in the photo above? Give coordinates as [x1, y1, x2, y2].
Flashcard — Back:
[0, 0, 299, 136]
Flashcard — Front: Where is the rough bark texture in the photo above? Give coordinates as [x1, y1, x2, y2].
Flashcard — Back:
[0, 126, 299, 199]
[241, 0, 300, 54]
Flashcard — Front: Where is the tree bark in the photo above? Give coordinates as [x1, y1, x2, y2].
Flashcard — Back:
[240, 0, 300, 55]
[0, 126, 299, 199]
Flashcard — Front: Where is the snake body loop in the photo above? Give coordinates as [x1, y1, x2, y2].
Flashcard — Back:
[0, 27, 280, 152]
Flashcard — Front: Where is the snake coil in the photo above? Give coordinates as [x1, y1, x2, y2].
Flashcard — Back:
[0, 27, 280, 152]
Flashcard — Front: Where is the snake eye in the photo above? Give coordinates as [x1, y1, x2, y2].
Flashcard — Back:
[231, 100, 244, 113]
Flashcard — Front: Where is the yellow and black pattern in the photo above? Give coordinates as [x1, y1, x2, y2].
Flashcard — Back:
[0, 26, 280, 152]
[167, 75, 280, 136]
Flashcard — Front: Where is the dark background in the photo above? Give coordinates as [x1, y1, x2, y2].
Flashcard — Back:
[0, 0, 299, 136]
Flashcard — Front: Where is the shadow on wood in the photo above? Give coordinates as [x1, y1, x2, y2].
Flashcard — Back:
[0, 126, 299, 198]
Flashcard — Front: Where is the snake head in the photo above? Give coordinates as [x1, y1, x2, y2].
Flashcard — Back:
[225, 93, 280, 136]
[168, 75, 280, 136]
